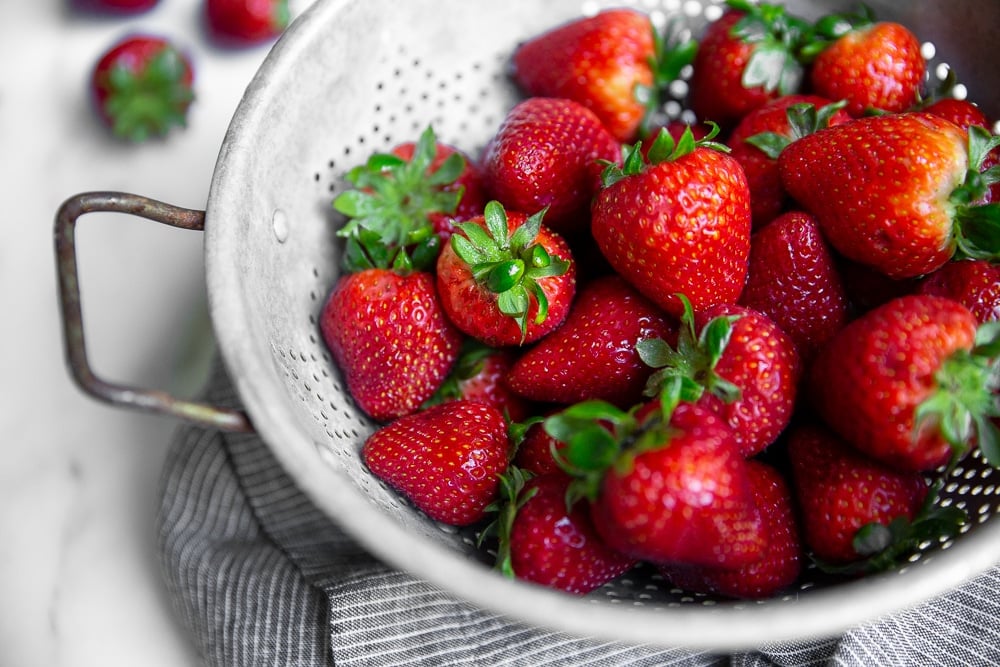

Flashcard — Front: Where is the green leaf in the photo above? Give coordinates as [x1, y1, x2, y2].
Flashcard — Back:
[508, 207, 545, 250]
[427, 152, 466, 187]
[745, 130, 791, 160]
[852, 522, 894, 557]
[450, 231, 488, 266]
[483, 200, 511, 248]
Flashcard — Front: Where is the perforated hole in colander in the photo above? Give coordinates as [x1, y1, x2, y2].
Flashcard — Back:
[260, 0, 1000, 611]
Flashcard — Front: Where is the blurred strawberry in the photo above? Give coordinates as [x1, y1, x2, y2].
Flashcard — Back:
[91, 34, 194, 142]
[205, 0, 289, 46]
[916, 259, 1000, 325]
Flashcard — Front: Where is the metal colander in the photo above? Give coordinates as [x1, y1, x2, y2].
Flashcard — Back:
[56, 0, 1000, 650]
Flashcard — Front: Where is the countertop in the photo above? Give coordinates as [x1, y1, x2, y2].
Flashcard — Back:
[1, 2, 311, 665]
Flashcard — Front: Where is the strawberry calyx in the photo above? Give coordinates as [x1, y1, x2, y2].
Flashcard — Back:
[914, 319, 1000, 468]
[478, 466, 538, 578]
[795, 5, 874, 63]
[100, 45, 194, 142]
[601, 123, 727, 187]
[334, 125, 465, 273]
[421, 339, 496, 408]
[450, 201, 570, 340]
[951, 126, 1000, 262]
[744, 99, 848, 159]
[724, 0, 810, 96]
[636, 17, 699, 138]
[543, 377, 688, 504]
[636, 293, 742, 404]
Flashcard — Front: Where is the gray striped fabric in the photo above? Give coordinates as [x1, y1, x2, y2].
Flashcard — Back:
[156, 363, 1000, 666]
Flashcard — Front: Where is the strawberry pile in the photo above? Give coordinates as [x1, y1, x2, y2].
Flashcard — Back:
[320, 1, 1000, 600]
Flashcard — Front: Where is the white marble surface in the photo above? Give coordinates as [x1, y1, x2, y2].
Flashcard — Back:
[1, 2, 312, 665]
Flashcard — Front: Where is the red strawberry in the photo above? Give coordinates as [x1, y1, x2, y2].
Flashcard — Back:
[923, 96, 1000, 205]
[436, 201, 576, 347]
[511, 9, 696, 143]
[687, 2, 809, 130]
[362, 400, 510, 526]
[591, 126, 752, 317]
[72, 0, 158, 13]
[738, 210, 850, 364]
[807, 18, 925, 117]
[513, 415, 567, 477]
[390, 141, 488, 241]
[333, 126, 474, 267]
[505, 275, 676, 408]
[423, 341, 532, 423]
[661, 460, 801, 599]
[320, 269, 462, 422]
[640, 297, 800, 457]
[487, 470, 636, 594]
[728, 96, 850, 228]
[91, 34, 194, 142]
[916, 259, 1000, 324]
[786, 423, 933, 566]
[481, 97, 621, 235]
[205, 0, 289, 46]
[808, 294, 1000, 472]
[779, 112, 1000, 279]
[545, 393, 766, 568]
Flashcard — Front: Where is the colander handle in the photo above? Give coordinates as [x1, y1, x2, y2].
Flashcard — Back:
[54, 191, 254, 433]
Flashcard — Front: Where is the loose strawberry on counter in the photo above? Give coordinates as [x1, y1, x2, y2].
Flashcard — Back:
[436, 201, 576, 347]
[205, 0, 289, 46]
[91, 34, 195, 142]
[482, 97, 621, 237]
[808, 294, 1000, 473]
[591, 124, 751, 317]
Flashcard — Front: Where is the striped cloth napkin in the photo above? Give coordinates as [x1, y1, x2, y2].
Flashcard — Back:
[156, 361, 1000, 666]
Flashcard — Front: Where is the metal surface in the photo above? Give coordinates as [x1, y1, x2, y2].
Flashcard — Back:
[55, 192, 253, 433]
[64, 0, 1000, 650]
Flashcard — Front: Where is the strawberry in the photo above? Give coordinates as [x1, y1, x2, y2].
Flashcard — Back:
[923, 96, 1000, 205]
[436, 201, 576, 347]
[505, 275, 676, 408]
[544, 389, 766, 568]
[333, 126, 473, 269]
[916, 259, 1000, 325]
[805, 13, 925, 117]
[512, 414, 567, 477]
[687, 1, 809, 130]
[481, 97, 621, 236]
[511, 9, 697, 143]
[389, 140, 488, 241]
[591, 125, 752, 317]
[808, 294, 1000, 472]
[639, 296, 800, 457]
[485, 469, 636, 594]
[72, 0, 158, 13]
[728, 96, 850, 228]
[779, 112, 1000, 279]
[836, 257, 919, 316]
[660, 460, 801, 599]
[205, 0, 289, 46]
[423, 340, 532, 423]
[319, 269, 462, 422]
[738, 210, 850, 365]
[362, 400, 510, 526]
[90, 34, 194, 142]
[785, 422, 966, 570]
